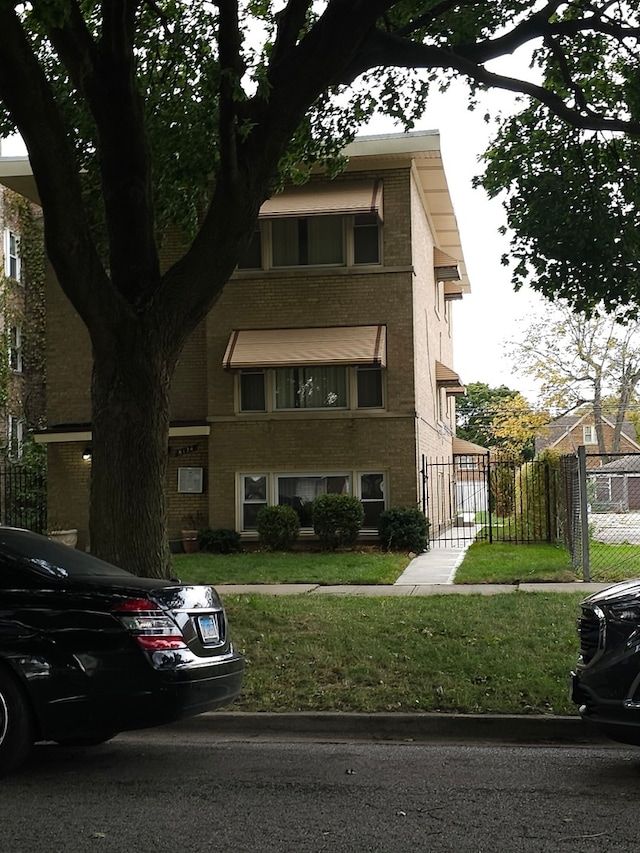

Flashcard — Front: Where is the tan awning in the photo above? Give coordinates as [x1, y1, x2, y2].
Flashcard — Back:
[444, 282, 464, 300]
[223, 325, 387, 369]
[435, 361, 462, 386]
[453, 437, 488, 455]
[445, 384, 466, 396]
[259, 180, 383, 220]
[434, 248, 460, 282]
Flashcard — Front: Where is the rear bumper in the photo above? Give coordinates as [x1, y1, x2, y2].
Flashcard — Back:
[36, 652, 245, 741]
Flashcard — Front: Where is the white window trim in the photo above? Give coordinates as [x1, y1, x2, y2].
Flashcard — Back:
[9, 326, 23, 373]
[8, 415, 24, 460]
[583, 425, 598, 445]
[3, 229, 22, 283]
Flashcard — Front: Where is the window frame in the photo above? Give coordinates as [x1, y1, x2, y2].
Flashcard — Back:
[237, 214, 382, 271]
[237, 365, 385, 413]
[9, 325, 23, 373]
[583, 425, 598, 445]
[8, 415, 24, 460]
[3, 229, 21, 283]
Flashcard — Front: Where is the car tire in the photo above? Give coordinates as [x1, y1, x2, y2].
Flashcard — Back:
[0, 668, 34, 776]
[54, 734, 116, 747]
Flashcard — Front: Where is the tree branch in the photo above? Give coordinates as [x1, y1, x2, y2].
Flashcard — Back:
[0, 4, 119, 335]
[334, 28, 640, 134]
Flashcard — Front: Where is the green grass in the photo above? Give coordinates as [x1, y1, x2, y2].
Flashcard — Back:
[173, 549, 408, 585]
[588, 541, 640, 582]
[223, 592, 582, 715]
[453, 542, 578, 585]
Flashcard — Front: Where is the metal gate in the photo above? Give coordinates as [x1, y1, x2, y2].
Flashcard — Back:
[0, 466, 47, 533]
[421, 454, 559, 547]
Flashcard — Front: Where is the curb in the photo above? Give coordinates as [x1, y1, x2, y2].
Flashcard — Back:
[170, 712, 611, 745]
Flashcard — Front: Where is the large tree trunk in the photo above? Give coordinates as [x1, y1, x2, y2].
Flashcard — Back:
[89, 325, 175, 578]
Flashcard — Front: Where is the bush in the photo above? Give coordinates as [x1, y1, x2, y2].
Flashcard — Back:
[378, 506, 430, 552]
[312, 493, 364, 550]
[256, 505, 300, 551]
[198, 527, 242, 554]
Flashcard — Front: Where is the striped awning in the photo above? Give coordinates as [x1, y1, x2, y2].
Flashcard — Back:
[259, 180, 383, 220]
[435, 361, 462, 386]
[434, 248, 460, 282]
[223, 325, 387, 369]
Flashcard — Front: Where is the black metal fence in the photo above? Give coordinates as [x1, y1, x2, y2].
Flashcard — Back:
[0, 466, 47, 533]
[421, 454, 560, 547]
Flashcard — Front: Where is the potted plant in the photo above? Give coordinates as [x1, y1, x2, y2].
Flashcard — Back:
[181, 514, 206, 554]
[48, 527, 78, 548]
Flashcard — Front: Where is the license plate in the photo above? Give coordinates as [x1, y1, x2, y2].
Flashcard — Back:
[198, 614, 220, 643]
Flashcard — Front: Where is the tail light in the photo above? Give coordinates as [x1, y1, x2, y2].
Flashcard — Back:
[113, 597, 187, 650]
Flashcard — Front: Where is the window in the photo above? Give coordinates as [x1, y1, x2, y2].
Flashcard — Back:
[275, 366, 347, 409]
[8, 416, 24, 460]
[238, 366, 384, 412]
[240, 471, 385, 531]
[359, 473, 385, 528]
[237, 214, 381, 271]
[272, 216, 344, 267]
[3, 230, 21, 282]
[356, 367, 383, 408]
[240, 370, 266, 411]
[583, 425, 598, 445]
[241, 475, 268, 529]
[9, 326, 22, 373]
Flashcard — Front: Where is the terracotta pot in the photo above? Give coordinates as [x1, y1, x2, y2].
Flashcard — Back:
[181, 529, 199, 554]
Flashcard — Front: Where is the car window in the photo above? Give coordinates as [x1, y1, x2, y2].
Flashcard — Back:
[0, 528, 135, 581]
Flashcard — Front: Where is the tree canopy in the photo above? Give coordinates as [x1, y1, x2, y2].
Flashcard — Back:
[0, 1, 638, 575]
[479, 29, 640, 317]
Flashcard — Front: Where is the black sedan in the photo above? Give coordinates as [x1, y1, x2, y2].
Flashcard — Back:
[571, 578, 640, 745]
[0, 527, 244, 775]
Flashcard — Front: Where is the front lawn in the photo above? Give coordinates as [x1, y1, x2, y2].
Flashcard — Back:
[453, 541, 578, 584]
[173, 549, 408, 585]
[223, 592, 581, 715]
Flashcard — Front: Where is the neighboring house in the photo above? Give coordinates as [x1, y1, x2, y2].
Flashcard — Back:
[588, 455, 640, 512]
[535, 413, 640, 466]
[0, 185, 45, 461]
[0, 131, 471, 550]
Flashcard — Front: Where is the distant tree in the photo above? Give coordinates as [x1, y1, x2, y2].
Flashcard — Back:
[488, 393, 549, 461]
[511, 302, 640, 453]
[456, 383, 518, 449]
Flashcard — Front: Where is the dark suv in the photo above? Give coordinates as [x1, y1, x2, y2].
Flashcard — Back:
[571, 579, 640, 745]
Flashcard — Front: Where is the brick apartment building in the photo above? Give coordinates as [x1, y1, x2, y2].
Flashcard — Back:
[0, 131, 471, 551]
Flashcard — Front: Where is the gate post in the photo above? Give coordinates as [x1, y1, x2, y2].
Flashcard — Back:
[578, 445, 591, 582]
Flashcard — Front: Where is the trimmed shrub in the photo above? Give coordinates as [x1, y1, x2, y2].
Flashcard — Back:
[256, 504, 300, 551]
[312, 493, 364, 550]
[378, 506, 430, 552]
[198, 527, 242, 554]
